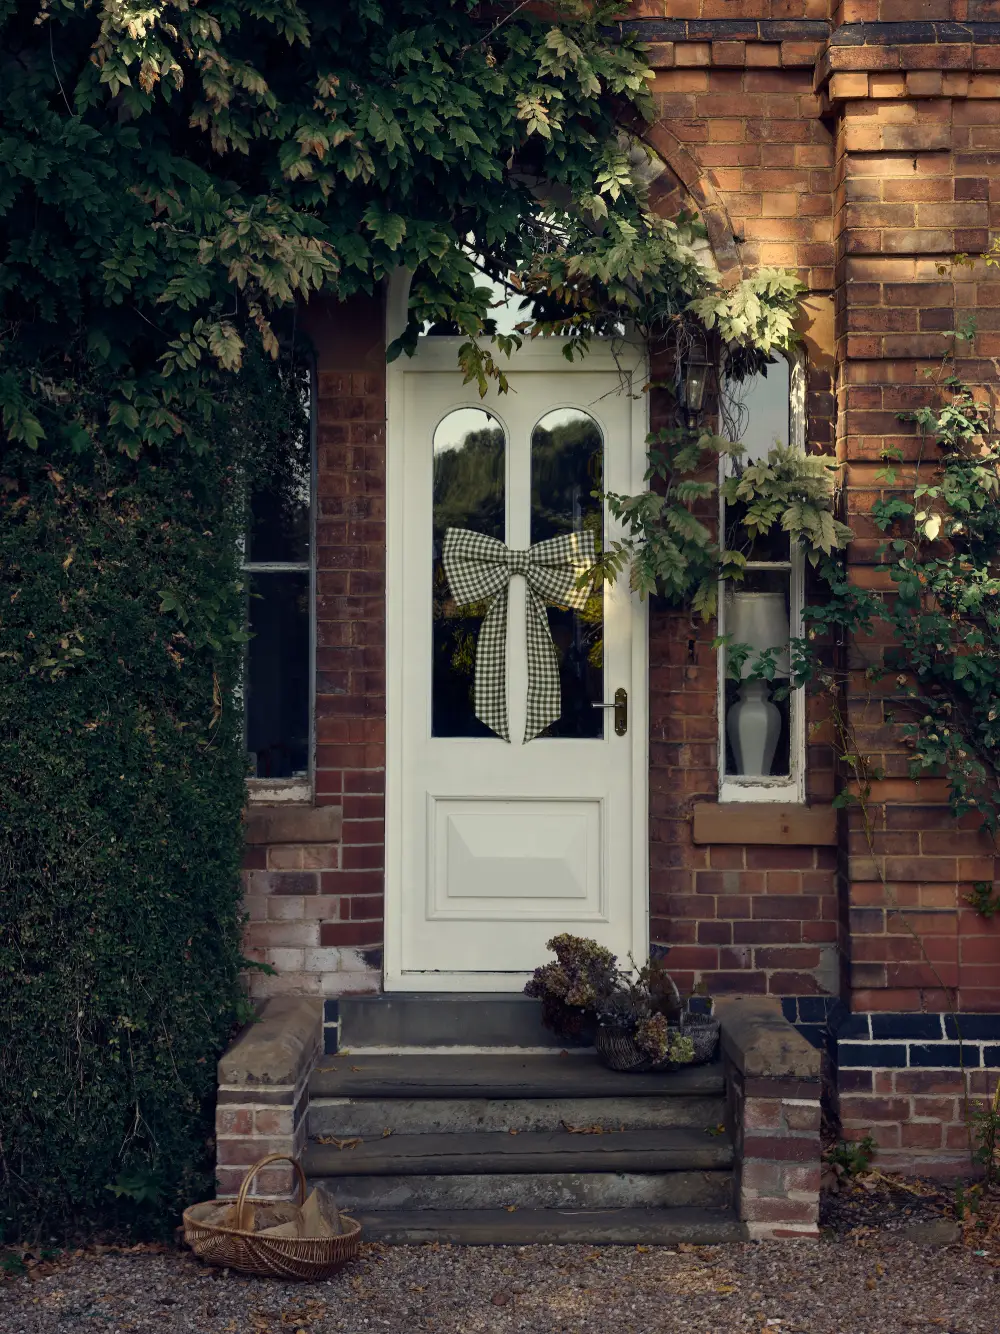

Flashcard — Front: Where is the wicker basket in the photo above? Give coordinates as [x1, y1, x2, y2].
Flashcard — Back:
[183, 1154, 361, 1280]
[595, 1013, 720, 1074]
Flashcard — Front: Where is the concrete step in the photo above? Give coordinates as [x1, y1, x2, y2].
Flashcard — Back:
[308, 1092, 726, 1138]
[346, 1205, 743, 1245]
[317, 1169, 732, 1212]
[331, 992, 570, 1051]
[310, 1053, 724, 1100]
[305, 1126, 733, 1177]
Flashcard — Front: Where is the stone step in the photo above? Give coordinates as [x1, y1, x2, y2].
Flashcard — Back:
[305, 1127, 733, 1177]
[345, 1205, 744, 1245]
[309, 1053, 724, 1100]
[315, 1169, 732, 1212]
[331, 992, 568, 1051]
[308, 1092, 726, 1138]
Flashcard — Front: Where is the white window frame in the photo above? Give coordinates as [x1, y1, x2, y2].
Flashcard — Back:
[244, 360, 317, 805]
[717, 353, 806, 804]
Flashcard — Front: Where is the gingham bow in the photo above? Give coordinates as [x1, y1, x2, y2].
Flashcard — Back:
[442, 526, 596, 743]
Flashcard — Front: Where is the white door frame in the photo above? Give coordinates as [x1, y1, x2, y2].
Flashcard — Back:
[383, 270, 649, 991]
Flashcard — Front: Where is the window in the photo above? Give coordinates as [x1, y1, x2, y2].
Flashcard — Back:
[718, 355, 806, 803]
[243, 363, 314, 797]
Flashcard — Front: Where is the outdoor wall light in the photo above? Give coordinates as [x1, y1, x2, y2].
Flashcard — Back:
[681, 338, 711, 422]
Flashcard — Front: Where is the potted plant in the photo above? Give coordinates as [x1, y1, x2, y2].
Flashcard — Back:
[524, 937, 720, 1071]
[523, 933, 618, 1043]
[595, 956, 719, 1073]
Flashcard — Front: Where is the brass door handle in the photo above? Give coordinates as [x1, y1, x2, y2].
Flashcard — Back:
[592, 687, 627, 736]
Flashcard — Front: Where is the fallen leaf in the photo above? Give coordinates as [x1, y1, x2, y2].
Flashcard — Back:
[316, 1135, 363, 1150]
[508, 1128, 519, 1136]
[350, 1066, 362, 1073]
[505, 1205, 517, 1213]
[636, 1245, 650, 1253]
[865, 1278, 877, 1290]
[561, 1121, 606, 1135]
[382, 1128, 393, 1138]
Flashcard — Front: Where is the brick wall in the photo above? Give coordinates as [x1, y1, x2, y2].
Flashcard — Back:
[827, 33, 1000, 1017]
[836, 1013, 1000, 1172]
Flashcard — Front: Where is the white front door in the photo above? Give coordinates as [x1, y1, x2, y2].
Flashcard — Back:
[386, 338, 647, 990]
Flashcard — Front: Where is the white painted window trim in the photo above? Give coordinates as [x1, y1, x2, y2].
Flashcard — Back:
[717, 353, 807, 805]
[243, 359, 318, 805]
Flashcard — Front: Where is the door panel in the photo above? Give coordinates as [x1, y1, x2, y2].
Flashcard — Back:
[386, 340, 646, 987]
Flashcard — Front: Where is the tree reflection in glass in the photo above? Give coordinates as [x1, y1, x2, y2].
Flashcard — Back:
[432, 408, 505, 737]
[531, 409, 604, 739]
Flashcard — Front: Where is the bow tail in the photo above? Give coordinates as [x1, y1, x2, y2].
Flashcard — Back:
[474, 587, 510, 742]
[524, 586, 561, 743]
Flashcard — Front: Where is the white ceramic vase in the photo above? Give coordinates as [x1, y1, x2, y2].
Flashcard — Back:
[725, 590, 789, 777]
[727, 678, 782, 776]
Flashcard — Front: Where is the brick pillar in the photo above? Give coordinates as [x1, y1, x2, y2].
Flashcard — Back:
[717, 998, 822, 1240]
[306, 293, 387, 992]
[827, 58, 1000, 1015]
[214, 997, 322, 1199]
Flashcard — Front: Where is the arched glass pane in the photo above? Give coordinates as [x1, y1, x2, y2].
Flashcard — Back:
[531, 408, 604, 739]
[724, 358, 792, 562]
[432, 408, 506, 737]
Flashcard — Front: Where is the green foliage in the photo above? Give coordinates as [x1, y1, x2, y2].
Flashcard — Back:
[967, 882, 1000, 920]
[720, 443, 853, 564]
[597, 422, 850, 618]
[796, 376, 1000, 833]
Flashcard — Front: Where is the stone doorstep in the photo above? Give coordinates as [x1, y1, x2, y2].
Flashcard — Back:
[213, 994, 824, 1240]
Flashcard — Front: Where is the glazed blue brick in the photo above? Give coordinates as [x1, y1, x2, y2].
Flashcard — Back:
[781, 997, 798, 1023]
[798, 996, 830, 1024]
[984, 1045, 1000, 1069]
[797, 1024, 827, 1051]
[838, 1042, 907, 1067]
[943, 1014, 1000, 1042]
[836, 1013, 872, 1040]
[871, 1014, 943, 1041]
[908, 1043, 966, 1068]
[324, 998, 340, 1024]
[689, 995, 712, 1016]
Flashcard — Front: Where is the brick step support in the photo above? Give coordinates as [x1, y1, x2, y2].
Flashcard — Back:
[215, 996, 324, 1199]
[716, 997, 823, 1240]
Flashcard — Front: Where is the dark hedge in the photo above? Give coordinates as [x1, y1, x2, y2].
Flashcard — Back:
[0, 407, 253, 1239]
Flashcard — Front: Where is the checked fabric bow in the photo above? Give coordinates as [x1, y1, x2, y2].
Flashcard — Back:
[441, 526, 596, 743]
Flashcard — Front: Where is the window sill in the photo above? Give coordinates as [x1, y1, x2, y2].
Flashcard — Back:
[247, 778, 312, 806]
[692, 802, 837, 846]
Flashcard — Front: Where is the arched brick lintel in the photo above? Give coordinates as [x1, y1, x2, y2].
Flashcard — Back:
[639, 119, 743, 286]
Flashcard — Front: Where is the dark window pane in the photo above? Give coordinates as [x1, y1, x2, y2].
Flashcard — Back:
[432, 409, 506, 738]
[247, 571, 310, 778]
[723, 571, 791, 778]
[530, 408, 604, 740]
[246, 370, 312, 563]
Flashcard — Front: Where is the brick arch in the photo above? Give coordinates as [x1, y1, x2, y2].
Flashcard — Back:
[639, 120, 743, 286]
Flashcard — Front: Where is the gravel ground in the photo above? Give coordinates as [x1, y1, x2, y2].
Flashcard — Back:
[4, 1234, 1000, 1334]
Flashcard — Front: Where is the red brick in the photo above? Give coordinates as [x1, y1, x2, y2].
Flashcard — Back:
[320, 921, 383, 948]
